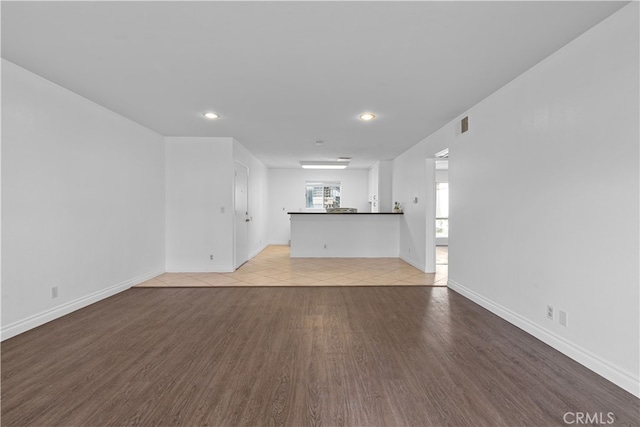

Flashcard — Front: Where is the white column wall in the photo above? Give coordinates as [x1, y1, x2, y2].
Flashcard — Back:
[165, 137, 234, 272]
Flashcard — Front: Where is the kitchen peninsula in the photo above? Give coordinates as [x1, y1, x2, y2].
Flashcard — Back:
[288, 212, 403, 258]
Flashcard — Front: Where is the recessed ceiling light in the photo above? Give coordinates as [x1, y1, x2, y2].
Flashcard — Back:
[359, 113, 375, 121]
[300, 161, 349, 169]
[203, 112, 219, 119]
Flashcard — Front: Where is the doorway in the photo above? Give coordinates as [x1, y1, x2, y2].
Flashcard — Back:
[234, 161, 249, 269]
[435, 150, 449, 266]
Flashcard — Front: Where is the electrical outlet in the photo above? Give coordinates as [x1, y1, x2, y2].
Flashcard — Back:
[51, 286, 58, 299]
[547, 305, 554, 320]
[210, 255, 214, 260]
[323, 244, 327, 249]
[559, 310, 568, 327]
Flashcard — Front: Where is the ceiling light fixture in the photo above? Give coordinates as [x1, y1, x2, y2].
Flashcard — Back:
[300, 161, 349, 170]
[203, 112, 219, 119]
[435, 148, 449, 159]
[359, 113, 376, 121]
[337, 157, 351, 162]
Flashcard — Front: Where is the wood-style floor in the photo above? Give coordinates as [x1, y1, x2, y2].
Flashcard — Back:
[2, 287, 638, 426]
[436, 245, 448, 265]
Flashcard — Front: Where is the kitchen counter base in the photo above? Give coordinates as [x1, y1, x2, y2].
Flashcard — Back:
[289, 213, 400, 258]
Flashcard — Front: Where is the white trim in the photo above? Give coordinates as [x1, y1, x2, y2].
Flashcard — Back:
[165, 265, 234, 273]
[400, 254, 427, 273]
[167, 244, 273, 273]
[268, 240, 291, 246]
[249, 243, 269, 260]
[233, 161, 250, 270]
[425, 158, 436, 274]
[1, 269, 163, 341]
[447, 279, 640, 398]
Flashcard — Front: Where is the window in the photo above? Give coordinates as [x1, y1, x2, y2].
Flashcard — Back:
[305, 181, 341, 209]
[435, 182, 449, 238]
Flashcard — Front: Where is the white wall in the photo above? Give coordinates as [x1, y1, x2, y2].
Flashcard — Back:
[1, 59, 165, 339]
[267, 168, 370, 245]
[165, 137, 234, 272]
[393, 4, 639, 396]
[165, 137, 269, 271]
[368, 160, 393, 213]
[393, 143, 446, 272]
[233, 139, 269, 258]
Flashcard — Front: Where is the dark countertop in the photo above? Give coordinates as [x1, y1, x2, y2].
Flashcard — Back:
[288, 212, 403, 215]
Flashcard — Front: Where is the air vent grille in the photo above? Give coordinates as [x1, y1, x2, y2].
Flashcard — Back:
[461, 116, 469, 133]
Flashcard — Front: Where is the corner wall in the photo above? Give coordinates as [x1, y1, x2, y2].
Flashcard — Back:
[393, 137, 448, 272]
[393, 4, 639, 396]
[164, 137, 269, 271]
[1, 60, 166, 339]
[165, 137, 235, 272]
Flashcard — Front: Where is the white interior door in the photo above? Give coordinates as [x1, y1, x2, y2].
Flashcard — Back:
[234, 162, 249, 269]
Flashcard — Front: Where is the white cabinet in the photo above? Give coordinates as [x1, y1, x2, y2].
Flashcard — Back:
[368, 161, 392, 212]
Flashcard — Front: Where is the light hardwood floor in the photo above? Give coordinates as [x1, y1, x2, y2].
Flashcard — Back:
[2, 286, 638, 426]
[436, 245, 448, 265]
[138, 245, 448, 287]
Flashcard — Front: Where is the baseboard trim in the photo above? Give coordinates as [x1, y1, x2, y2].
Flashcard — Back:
[165, 266, 234, 273]
[447, 279, 640, 398]
[1, 269, 163, 341]
[249, 243, 269, 260]
[400, 254, 426, 272]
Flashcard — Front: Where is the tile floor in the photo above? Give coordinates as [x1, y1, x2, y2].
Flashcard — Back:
[137, 245, 448, 288]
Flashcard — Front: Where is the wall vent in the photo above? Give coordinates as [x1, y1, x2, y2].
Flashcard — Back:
[461, 116, 469, 133]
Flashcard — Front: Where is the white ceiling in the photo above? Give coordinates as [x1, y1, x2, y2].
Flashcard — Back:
[1, 1, 627, 168]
